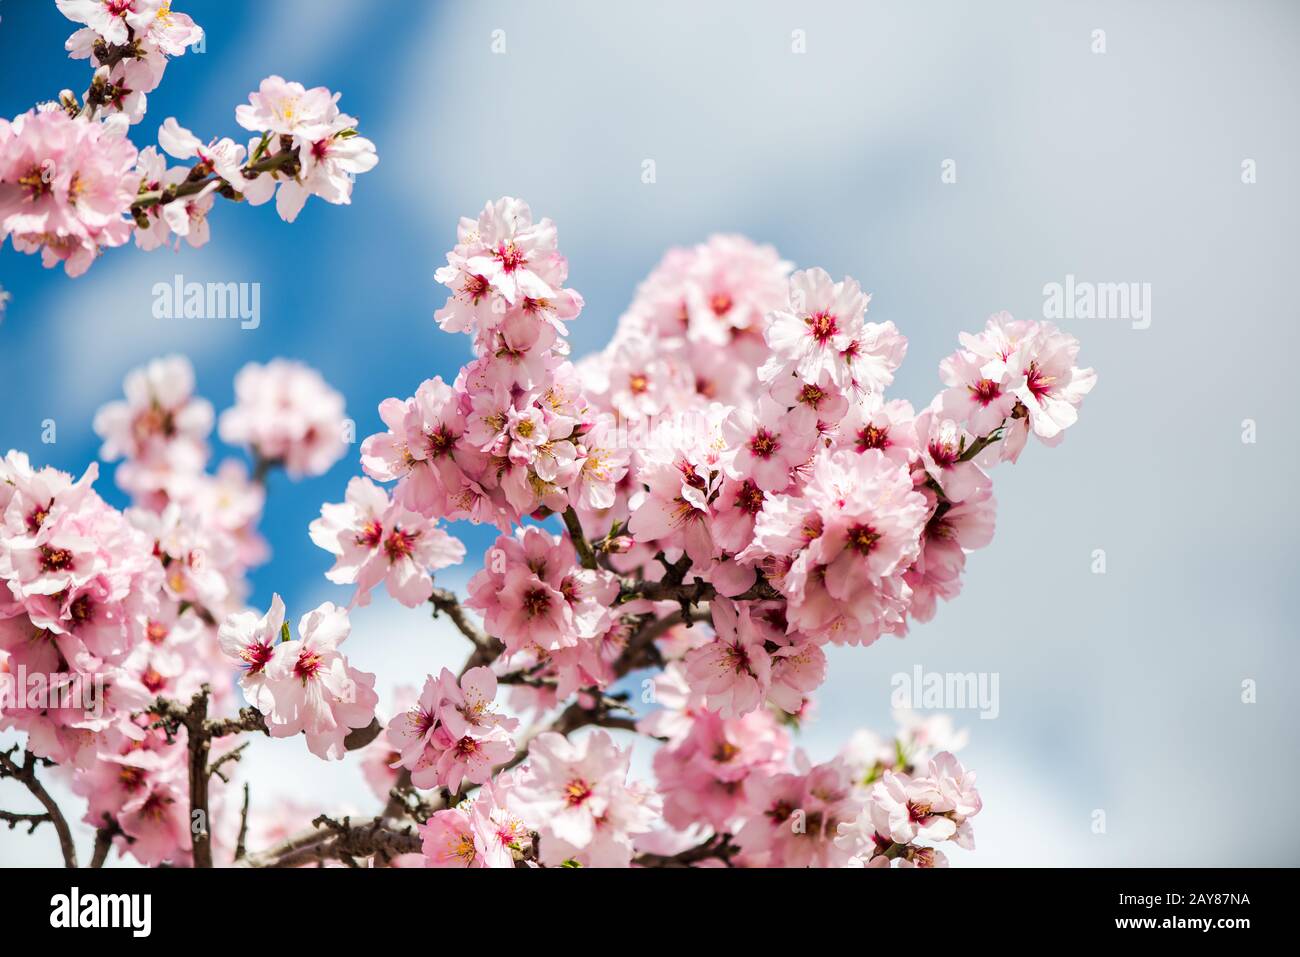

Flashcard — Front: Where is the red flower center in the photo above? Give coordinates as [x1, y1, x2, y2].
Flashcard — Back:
[847, 523, 881, 556]
[969, 378, 1002, 406]
[355, 519, 384, 549]
[857, 424, 889, 452]
[522, 587, 552, 619]
[384, 528, 417, 562]
[564, 779, 593, 807]
[748, 428, 779, 459]
[806, 310, 838, 344]
[294, 649, 323, 681]
[40, 546, 75, 572]
[735, 480, 765, 515]
[495, 241, 526, 273]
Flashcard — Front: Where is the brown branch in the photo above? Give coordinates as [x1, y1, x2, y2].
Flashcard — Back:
[629, 574, 781, 606]
[0, 747, 77, 867]
[238, 815, 422, 869]
[148, 687, 271, 867]
[182, 688, 214, 867]
[208, 741, 249, 783]
[205, 706, 269, 739]
[562, 506, 599, 570]
[234, 784, 251, 861]
[635, 832, 740, 868]
[131, 147, 300, 212]
[0, 810, 52, 834]
[429, 587, 504, 674]
[90, 814, 122, 868]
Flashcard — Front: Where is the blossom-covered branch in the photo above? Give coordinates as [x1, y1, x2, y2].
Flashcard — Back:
[1, 30, 1096, 863]
[0, 2, 377, 277]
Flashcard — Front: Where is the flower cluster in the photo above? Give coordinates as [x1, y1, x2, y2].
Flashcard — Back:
[386, 667, 517, 792]
[0, 5, 376, 275]
[219, 359, 350, 479]
[418, 772, 530, 868]
[310, 477, 465, 608]
[3, 190, 1094, 871]
[463, 525, 621, 698]
[511, 730, 661, 868]
[0, 350, 365, 865]
[642, 664, 982, 867]
[61, 0, 204, 124]
[0, 452, 160, 764]
[361, 198, 609, 528]
[219, 597, 378, 760]
[0, 109, 139, 276]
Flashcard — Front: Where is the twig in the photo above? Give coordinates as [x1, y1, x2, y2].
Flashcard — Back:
[90, 814, 122, 868]
[238, 815, 422, 869]
[635, 832, 740, 868]
[562, 506, 599, 570]
[208, 741, 249, 783]
[630, 574, 781, 606]
[0, 810, 52, 834]
[0, 747, 78, 868]
[429, 587, 504, 674]
[206, 707, 270, 739]
[132, 147, 300, 212]
[234, 784, 251, 861]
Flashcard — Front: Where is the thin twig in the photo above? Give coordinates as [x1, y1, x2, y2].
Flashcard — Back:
[234, 784, 251, 861]
[0, 810, 52, 834]
[635, 832, 740, 868]
[562, 506, 599, 570]
[90, 814, 122, 868]
[0, 747, 77, 868]
[237, 815, 422, 869]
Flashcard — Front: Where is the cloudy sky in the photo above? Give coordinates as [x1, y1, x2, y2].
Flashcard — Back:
[2, 0, 1297, 866]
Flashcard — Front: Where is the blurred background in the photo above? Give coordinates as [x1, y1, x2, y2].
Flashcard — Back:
[2, 0, 1297, 866]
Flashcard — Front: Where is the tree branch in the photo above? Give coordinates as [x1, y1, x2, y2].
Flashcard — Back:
[562, 506, 599, 570]
[90, 814, 122, 868]
[635, 832, 740, 868]
[234, 783, 251, 862]
[131, 147, 300, 212]
[237, 815, 422, 869]
[429, 586, 504, 674]
[0, 747, 77, 868]
[0, 810, 52, 834]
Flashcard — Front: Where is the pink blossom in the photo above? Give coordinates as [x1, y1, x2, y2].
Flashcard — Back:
[242, 601, 378, 760]
[56, 0, 164, 48]
[216, 592, 284, 707]
[914, 408, 989, 503]
[310, 477, 464, 608]
[722, 397, 816, 493]
[736, 758, 862, 867]
[93, 354, 213, 472]
[235, 76, 338, 139]
[0, 110, 138, 276]
[761, 267, 869, 389]
[512, 730, 660, 867]
[683, 599, 771, 718]
[219, 359, 348, 478]
[833, 395, 919, 467]
[386, 667, 517, 793]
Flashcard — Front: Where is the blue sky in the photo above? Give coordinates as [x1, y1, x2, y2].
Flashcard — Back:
[3, 0, 1299, 866]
